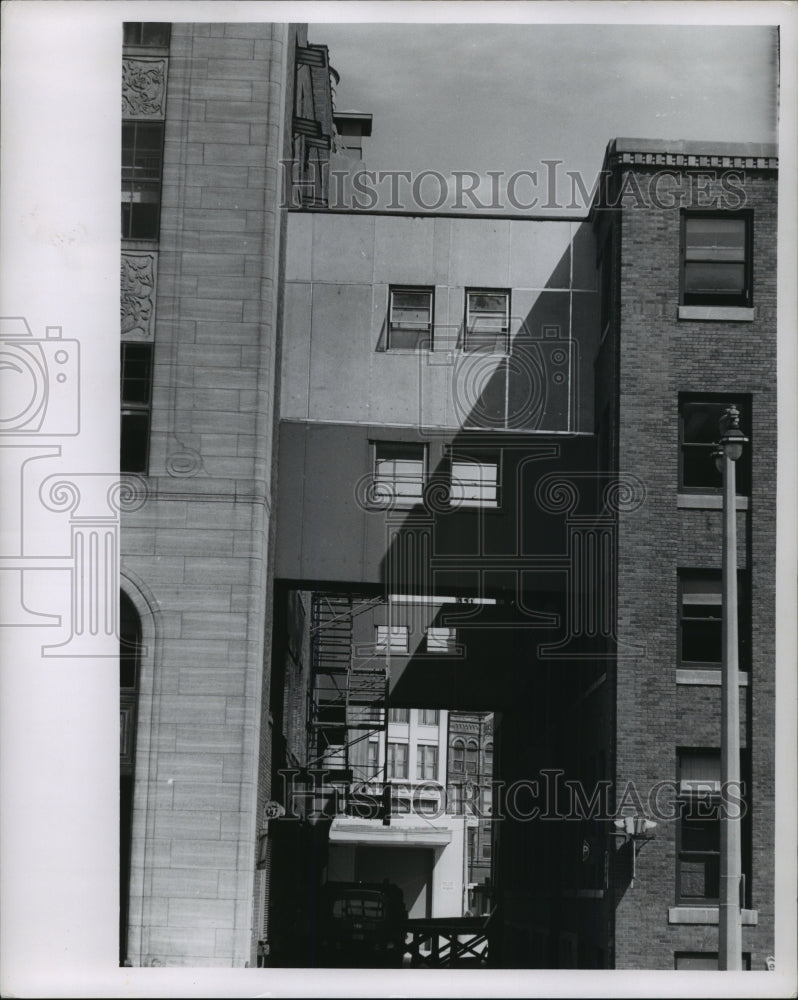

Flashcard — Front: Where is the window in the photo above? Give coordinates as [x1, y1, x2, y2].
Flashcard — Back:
[123, 22, 172, 47]
[681, 213, 752, 307]
[679, 750, 721, 797]
[451, 739, 464, 773]
[419, 708, 439, 726]
[366, 740, 379, 776]
[599, 233, 614, 336]
[120, 591, 142, 690]
[122, 122, 165, 240]
[679, 570, 748, 669]
[373, 442, 426, 505]
[679, 395, 751, 494]
[416, 745, 438, 780]
[388, 287, 434, 350]
[675, 953, 751, 970]
[375, 625, 409, 654]
[387, 742, 408, 779]
[677, 750, 721, 904]
[484, 743, 494, 776]
[465, 741, 479, 775]
[450, 455, 499, 508]
[119, 590, 141, 964]
[388, 707, 409, 723]
[465, 289, 510, 351]
[426, 627, 456, 653]
[121, 343, 153, 473]
[482, 841, 492, 859]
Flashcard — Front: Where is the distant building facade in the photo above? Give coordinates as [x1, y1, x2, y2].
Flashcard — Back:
[448, 711, 494, 913]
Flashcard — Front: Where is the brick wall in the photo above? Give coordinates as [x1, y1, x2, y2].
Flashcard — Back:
[611, 166, 777, 969]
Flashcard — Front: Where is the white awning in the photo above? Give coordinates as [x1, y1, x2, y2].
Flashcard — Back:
[329, 819, 452, 846]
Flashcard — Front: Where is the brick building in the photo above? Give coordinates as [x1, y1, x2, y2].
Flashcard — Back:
[118, 21, 778, 971]
[447, 711, 494, 913]
[597, 139, 777, 969]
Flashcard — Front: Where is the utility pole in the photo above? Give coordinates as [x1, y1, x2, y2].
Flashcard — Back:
[713, 404, 747, 971]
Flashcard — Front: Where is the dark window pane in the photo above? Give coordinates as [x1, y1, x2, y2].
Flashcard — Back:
[120, 591, 141, 688]
[121, 344, 152, 404]
[676, 955, 718, 970]
[682, 620, 722, 663]
[141, 23, 171, 47]
[121, 411, 150, 473]
[684, 262, 745, 295]
[686, 217, 746, 253]
[680, 397, 751, 494]
[393, 291, 431, 314]
[122, 123, 135, 166]
[681, 817, 720, 853]
[389, 289, 432, 349]
[679, 853, 719, 900]
[470, 293, 507, 313]
[682, 214, 751, 306]
[124, 22, 171, 47]
[128, 201, 161, 240]
[683, 402, 726, 444]
[123, 23, 141, 45]
[133, 123, 164, 157]
[683, 447, 722, 489]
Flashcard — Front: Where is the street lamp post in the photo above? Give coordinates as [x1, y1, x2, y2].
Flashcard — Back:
[713, 404, 747, 971]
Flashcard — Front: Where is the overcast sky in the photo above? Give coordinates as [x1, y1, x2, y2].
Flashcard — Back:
[308, 21, 778, 210]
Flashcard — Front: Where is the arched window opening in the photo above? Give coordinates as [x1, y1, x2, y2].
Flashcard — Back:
[120, 590, 141, 965]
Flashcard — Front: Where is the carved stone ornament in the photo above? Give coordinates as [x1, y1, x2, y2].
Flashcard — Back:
[122, 58, 167, 119]
[121, 253, 156, 339]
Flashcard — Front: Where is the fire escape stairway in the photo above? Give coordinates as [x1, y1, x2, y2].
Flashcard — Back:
[310, 593, 388, 782]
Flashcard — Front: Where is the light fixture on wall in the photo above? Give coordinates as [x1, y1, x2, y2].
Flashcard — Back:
[611, 814, 657, 887]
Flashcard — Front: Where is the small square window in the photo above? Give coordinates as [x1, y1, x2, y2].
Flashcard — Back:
[450, 455, 499, 508]
[388, 287, 433, 350]
[426, 627, 456, 653]
[375, 625, 408, 654]
[679, 395, 751, 494]
[374, 442, 426, 505]
[465, 289, 510, 351]
[681, 213, 752, 307]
